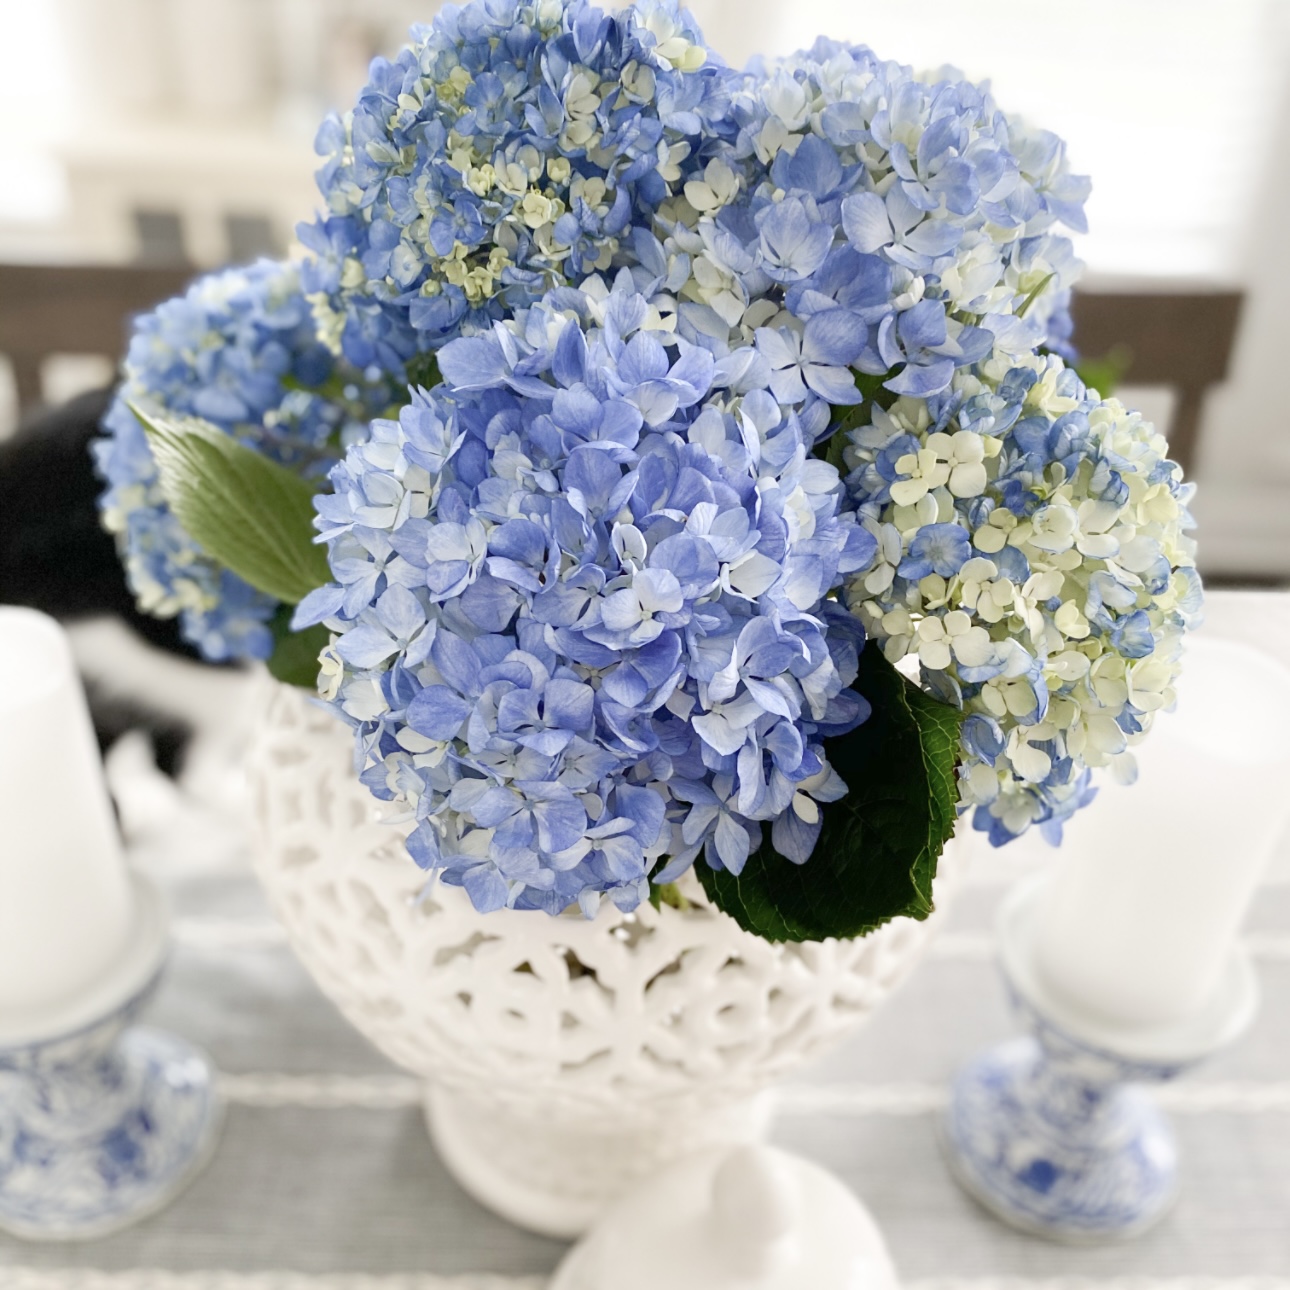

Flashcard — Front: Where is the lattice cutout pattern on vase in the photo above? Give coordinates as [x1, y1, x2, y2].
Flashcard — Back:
[246, 680, 965, 1127]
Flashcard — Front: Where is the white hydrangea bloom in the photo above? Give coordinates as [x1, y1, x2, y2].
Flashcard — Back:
[843, 349, 1201, 845]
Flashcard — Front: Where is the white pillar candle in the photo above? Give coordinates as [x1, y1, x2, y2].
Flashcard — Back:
[0, 608, 135, 1015]
[1033, 635, 1290, 1027]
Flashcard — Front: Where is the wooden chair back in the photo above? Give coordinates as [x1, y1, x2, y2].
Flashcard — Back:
[1069, 289, 1243, 475]
[0, 263, 193, 412]
[0, 264, 1243, 476]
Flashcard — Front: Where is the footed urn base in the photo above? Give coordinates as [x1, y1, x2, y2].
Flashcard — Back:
[249, 679, 968, 1240]
[424, 1083, 775, 1240]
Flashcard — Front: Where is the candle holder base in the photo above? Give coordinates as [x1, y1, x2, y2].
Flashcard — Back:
[0, 889, 221, 1241]
[941, 1036, 1181, 1241]
[940, 874, 1258, 1243]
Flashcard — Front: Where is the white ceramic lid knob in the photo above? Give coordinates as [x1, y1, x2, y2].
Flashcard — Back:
[713, 1144, 800, 1274]
[550, 1142, 900, 1290]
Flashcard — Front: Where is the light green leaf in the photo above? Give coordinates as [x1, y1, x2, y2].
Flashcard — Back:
[697, 641, 963, 943]
[1075, 343, 1133, 398]
[1016, 272, 1056, 319]
[132, 403, 331, 606]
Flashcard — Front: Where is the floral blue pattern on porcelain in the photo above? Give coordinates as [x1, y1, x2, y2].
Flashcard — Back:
[941, 982, 1187, 1241]
[0, 972, 221, 1241]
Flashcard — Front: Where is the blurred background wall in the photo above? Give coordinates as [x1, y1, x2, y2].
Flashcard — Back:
[1, 0, 1287, 580]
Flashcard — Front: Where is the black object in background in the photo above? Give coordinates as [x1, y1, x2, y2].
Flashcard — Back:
[0, 388, 201, 771]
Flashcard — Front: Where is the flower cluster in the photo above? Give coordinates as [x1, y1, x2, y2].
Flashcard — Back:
[293, 0, 1187, 918]
[630, 35, 1089, 403]
[842, 349, 1202, 844]
[300, 0, 733, 372]
[297, 275, 873, 914]
[95, 0, 1201, 926]
[96, 260, 394, 660]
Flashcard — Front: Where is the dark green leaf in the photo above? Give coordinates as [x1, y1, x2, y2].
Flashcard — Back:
[266, 604, 330, 689]
[815, 369, 897, 471]
[697, 641, 963, 943]
[132, 403, 332, 605]
[850, 369, 897, 410]
[280, 370, 349, 403]
[821, 421, 851, 473]
[404, 352, 441, 391]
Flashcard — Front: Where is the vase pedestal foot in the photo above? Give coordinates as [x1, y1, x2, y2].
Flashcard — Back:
[423, 1082, 775, 1240]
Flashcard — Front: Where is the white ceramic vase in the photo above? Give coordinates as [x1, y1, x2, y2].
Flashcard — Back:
[246, 680, 964, 1238]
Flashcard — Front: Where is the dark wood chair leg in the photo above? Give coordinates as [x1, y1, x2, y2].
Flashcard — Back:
[10, 354, 44, 414]
[1165, 387, 1203, 476]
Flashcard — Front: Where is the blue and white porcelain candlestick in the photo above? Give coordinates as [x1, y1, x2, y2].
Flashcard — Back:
[941, 873, 1259, 1242]
[0, 607, 221, 1240]
[0, 878, 222, 1241]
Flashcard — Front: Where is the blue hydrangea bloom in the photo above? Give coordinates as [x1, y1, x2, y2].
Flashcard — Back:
[299, 274, 875, 915]
[300, 0, 735, 373]
[842, 349, 1202, 845]
[95, 260, 396, 661]
[641, 37, 1089, 402]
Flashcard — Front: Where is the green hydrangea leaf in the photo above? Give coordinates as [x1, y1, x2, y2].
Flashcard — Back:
[131, 403, 331, 606]
[696, 641, 963, 943]
[404, 352, 441, 392]
[1016, 271, 1056, 318]
[1074, 344, 1133, 398]
[266, 604, 330, 689]
[817, 370, 897, 472]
